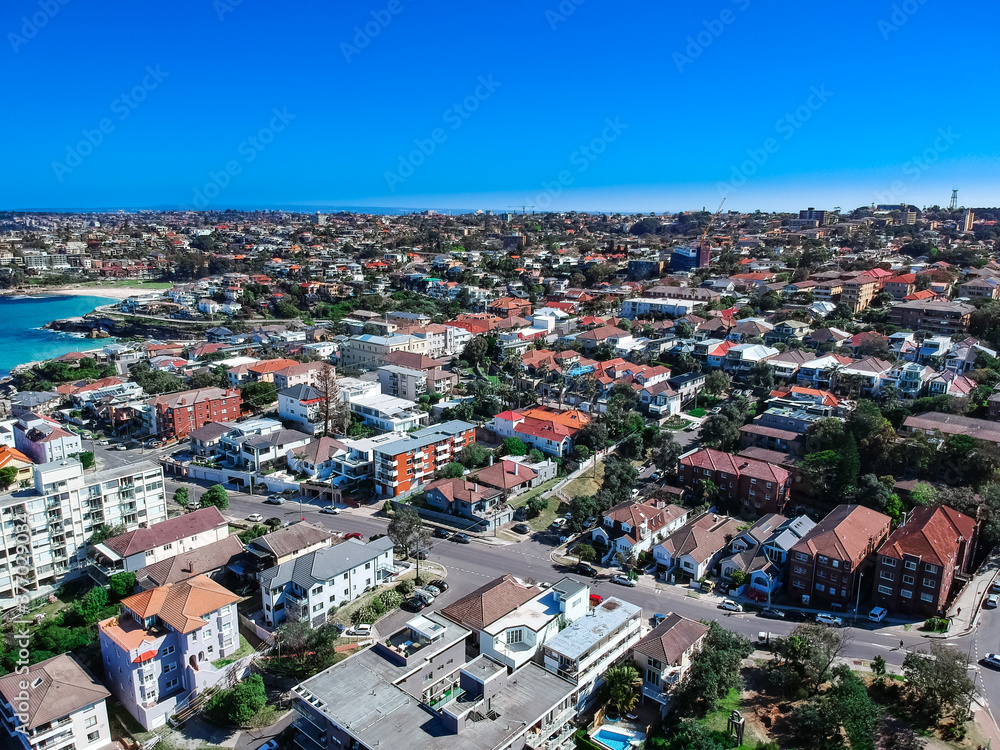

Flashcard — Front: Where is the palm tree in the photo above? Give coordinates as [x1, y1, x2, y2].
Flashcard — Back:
[603, 665, 641, 716]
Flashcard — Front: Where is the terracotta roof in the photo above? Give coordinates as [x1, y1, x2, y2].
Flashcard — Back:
[100, 507, 227, 559]
[660, 514, 742, 564]
[681, 448, 790, 485]
[790, 504, 891, 563]
[0, 654, 110, 730]
[424, 477, 501, 505]
[136, 535, 246, 589]
[471, 460, 538, 491]
[878, 505, 976, 567]
[440, 574, 542, 630]
[120, 574, 239, 634]
[632, 613, 708, 665]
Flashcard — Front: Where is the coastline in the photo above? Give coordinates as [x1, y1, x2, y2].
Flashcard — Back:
[0, 284, 162, 301]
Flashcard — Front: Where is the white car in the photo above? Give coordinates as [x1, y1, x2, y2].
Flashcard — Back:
[986, 594, 999, 609]
[983, 653, 1000, 670]
[320, 505, 342, 514]
[816, 613, 843, 627]
[346, 623, 372, 637]
[868, 607, 887, 623]
[720, 599, 743, 613]
[247, 513, 263, 523]
[97, 439, 110, 446]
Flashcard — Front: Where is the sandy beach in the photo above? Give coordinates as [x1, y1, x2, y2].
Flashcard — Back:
[0, 283, 169, 301]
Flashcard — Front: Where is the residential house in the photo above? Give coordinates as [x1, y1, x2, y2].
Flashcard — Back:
[719, 514, 817, 599]
[879, 362, 935, 399]
[273, 361, 327, 391]
[591, 501, 688, 563]
[652, 513, 742, 580]
[490, 407, 590, 458]
[377, 365, 457, 401]
[422, 477, 512, 531]
[135, 535, 245, 592]
[884, 274, 917, 300]
[765, 349, 815, 381]
[764, 320, 811, 346]
[13, 413, 83, 465]
[243, 521, 337, 575]
[873, 505, 977, 617]
[787, 504, 892, 608]
[0, 654, 111, 750]
[259, 537, 395, 627]
[338, 334, 427, 370]
[723, 344, 779, 377]
[945, 338, 995, 373]
[0, 445, 34, 486]
[796, 354, 853, 390]
[469, 458, 539, 498]
[632, 613, 708, 717]
[98, 576, 243, 729]
[902, 411, 1000, 445]
[277, 384, 327, 435]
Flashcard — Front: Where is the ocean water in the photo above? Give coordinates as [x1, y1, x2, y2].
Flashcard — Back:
[0, 295, 117, 376]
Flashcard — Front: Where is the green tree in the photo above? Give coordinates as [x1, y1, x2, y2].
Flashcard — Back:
[575, 543, 597, 562]
[617, 432, 644, 460]
[502, 437, 528, 456]
[441, 462, 465, 479]
[0, 467, 18, 491]
[791, 665, 880, 750]
[526, 495, 549, 518]
[173, 487, 190, 508]
[770, 623, 849, 698]
[387, 505, 428, 558]
[650, 431, 682, 476]
[704, 370, 731, 395]
[108, 572, 136, 600]
[89, 523, 126, 545]
[74, 587, 109, 624]
[567, 496, 597, 534]
[901, 643, 974, 726]
[527, 448, 544, 463]
[672, 621, 753, 716]
[699, 414, 740, 452]
[240, 381, 277, 411]
[458, 443, 491, 468]
[602, 664, 641, 715]
[840, 434, 860, 497]
[201, 484, 229, 510]
[79, 451, 95, 470]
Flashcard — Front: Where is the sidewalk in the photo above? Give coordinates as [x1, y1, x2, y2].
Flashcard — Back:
[934, 551, 1000, 637]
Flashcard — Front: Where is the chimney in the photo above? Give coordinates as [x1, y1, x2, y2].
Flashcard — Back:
[513, 462, 518, 477]
[489, 454, 494, 466]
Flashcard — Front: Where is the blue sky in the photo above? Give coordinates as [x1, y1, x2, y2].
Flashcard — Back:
[3, 0, 997, 213]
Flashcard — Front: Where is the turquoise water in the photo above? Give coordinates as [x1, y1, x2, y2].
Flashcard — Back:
[594, 729, 632, 750]
[0, 295, 117, 375]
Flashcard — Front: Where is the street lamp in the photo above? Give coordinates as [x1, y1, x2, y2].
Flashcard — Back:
[854, 570, 864, 625]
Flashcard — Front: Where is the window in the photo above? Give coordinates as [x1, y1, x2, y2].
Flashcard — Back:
[794, 565, 806, 575]
[796, 552, 808, 562]
[166, 678, 178, 689]
[313, 603, 323, 612]
[506, 629, 523, 645]
[923, 578, 936, 588]
[831, 559, 839, 568]
[926, 564, 939, 574]
[902, 575, 914, 585]
[88, 731, 100, 743]
[222, 622, 232, 632]
[904, 560, 917, 571]
[878, 585, 892, 595]
[880, 570, 894, 581]
[818, 555, 828, 564]
[85, 716, 98, 728]
[204, 629, 212, 638]
[882, 557, 897, 567]
[901, 589, 912, 599]
[163, 645, 174, 656]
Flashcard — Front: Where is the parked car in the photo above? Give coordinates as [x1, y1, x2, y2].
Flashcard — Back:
[434, 527, 450, 538]
[785, 610, 810, 622]
[653, 613, 666, 625]
[868, 607, 888, 623]
[97, 439, 110, 446]
[512, 523, 530, 535]
[114, 444, 128, 451]
[346, 623, 372, 637]
[423, 584, 442, 597]
[986, 594, 999, 609]
[320, 505, 341, 514]
[412, 548, 429, 560]
[610, 575, 636, 587]
[590, 594, 604, 606]
[257, 741, 279, 750]
[549, 518, 567, 531]
[429, 579, 449, 592]
[247, 513, 263, 523]
[575, 562, 598, 577]
[815, 613, 843, 627]
[992, 579, 1000, 594]
[758, 608, 786, 620]
[402, 598, 426, 613]
[451, 533, 471, 544]
[720, 599, 743, 613]
[983, 653, 1000, 670]
[265, 496, 285, 505]
[344, 532, 363, 541]
[413, 588, 436, 605]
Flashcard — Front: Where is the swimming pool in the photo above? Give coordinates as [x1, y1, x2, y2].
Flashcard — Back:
[593, 727, 634, 750]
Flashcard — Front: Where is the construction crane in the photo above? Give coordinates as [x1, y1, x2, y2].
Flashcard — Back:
[507, 205, 535, 216]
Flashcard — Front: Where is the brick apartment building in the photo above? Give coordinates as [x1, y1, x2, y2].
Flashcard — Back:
[873, 505, 977, 617]
[487, 296, 532, 319]
[787, 504, 892, 609]
[841, 276, 879, 314]
[150, 387, 242, 440]
[677, 448, 791, 516]
[889, 300, 974, 335]
[374, 420, 476, 497]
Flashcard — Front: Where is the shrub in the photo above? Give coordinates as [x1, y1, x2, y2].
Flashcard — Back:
[526, 496, 549, 519]
[352, 601, 383, 625]
[396, 579, 415, 596]
[108, 572, 136, 601]
[575, 543, 597, 562]
[379, 589, 403, 610]
[923, 617, 949, 632]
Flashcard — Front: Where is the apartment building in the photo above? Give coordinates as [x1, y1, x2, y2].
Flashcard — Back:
[259, 536, 395, 627]
[91, 506, 229, 580]
[243, 521, 337, 576]
[678, 448, 791, 516]
[620, 298, 697, 319]
[541, 597, 643, 714]
[873, 505, 976, 617]
[277, 384, 327, 435]
[959, 275, 1000, 300]
[441, 575, 589, 670]
[377, 364, 457, 401]
[0, 653, 112, 750]
[273, 361, 327, 390]
[0, 459, 166, 600]
[373, 420, 476, 497]
[490, 407, 590, 458]
[884, 274, 917, 300]
[149, 387, 242, 440]
[338, 333, 427, 370]
[889, 300, 975, 335]
[98, 576, 243, 729]
[13, 413, 83, 465]
[787, 504, 892, 609]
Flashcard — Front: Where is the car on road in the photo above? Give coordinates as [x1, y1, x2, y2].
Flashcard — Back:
[412, 548, 429, 560]
[402, 598, 426, 613]
[247, 513, 263, 523]
[815, 613, 843, 627]
[451, 533, 471, 544]
[256, 741, 279, 750]
[345, 623, 372, 637]
[265, 496, 285, 505]
[758, 608, 786, 620]
[575, 562, 598, 577]
[344, 532, 363, 541]
[720, 599, 743, 613]
[512, 523, 530, 535]
[97, 439, 110, 446]
[992, 579, 1000, 594]
[983, 653, 1000, 670]
[114, 444, 128, 451]
[868, 607, 888, 623]
[434, 527, 450, 538]
[610, 575, 636, 587]
[320, 505, 341, 514]
[987, 594, 1000, 609]
[429, 579, 449, 592]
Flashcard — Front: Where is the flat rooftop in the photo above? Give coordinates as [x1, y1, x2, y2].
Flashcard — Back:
[543, 597, 642, 662]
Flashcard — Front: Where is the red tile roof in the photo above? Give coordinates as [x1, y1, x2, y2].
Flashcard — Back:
[879, 505, 976, 567]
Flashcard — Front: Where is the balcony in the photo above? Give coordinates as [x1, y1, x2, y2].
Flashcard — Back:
[293, 718, 328, 750]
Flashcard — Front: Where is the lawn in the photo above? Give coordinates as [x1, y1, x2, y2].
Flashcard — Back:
[701, 688, 762, 748]
[510, 477, 560, 509]
[688, 408, 707, 418]
[526, 496, 561, 532]
[562, 461, 605, 499]
[211, 634, 254, 668]
[661, 418, 692, 431]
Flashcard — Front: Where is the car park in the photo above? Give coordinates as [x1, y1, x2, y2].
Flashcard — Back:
[610, 575, 636, 587]
[346, 623, 372, 637]
[451, 533, 471, 544]
[247, 513, 263, 523]
[575, 562, 598, 577]
[720, 599, 743, 612]
[512, 523, 530, 535]
[868, 607, 888, 623]
[759, 608, 785, 620]
[320, 505, 341, 514]
[423, 584, 442, 597]
[815, 613, 843, 627]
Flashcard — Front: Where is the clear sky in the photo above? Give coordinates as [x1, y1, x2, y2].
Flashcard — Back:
[3, 0, 997, 213]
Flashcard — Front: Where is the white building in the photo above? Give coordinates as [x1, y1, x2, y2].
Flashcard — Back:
[0, 459, 167, 603]
[259, 536, 395, 627]
[621, 298, 697, 319]
[13, 414, 83, 465]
